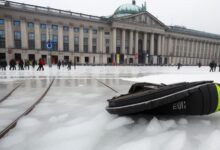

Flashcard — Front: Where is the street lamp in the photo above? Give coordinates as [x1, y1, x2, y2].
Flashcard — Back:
[47, 27, 53, 68]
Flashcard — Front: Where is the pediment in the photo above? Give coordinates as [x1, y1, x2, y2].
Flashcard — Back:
[113, 12, 167, 29]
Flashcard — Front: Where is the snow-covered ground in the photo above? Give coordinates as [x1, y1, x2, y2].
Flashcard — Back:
[0, 65, 220, 150]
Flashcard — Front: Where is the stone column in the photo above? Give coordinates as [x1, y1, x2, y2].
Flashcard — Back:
[21, 18, 28, 49]
[58, 24, 63, 51]
[135, 31, 138, 55]
[179, 39, 182, 57]
[202, 42, 205, 58]
[111, 28, 116, 54]
[46, 23, 50, 41]
[161, 35, 165, 56]
[217, 44, 220, 59]
[143, 33, 147, 54]
[191, 40, 194, 57]
[214, 44, 218, 59]
[5, 17, 14, 48]
[207, 42, 211, 59]
[98, 27, 104, 53]
[157, 35, 161, 55]
[211, 43, 215, 59]
[199, 42, 202, 58]
[187, 40, 191, 57]
[34, 19, 41, 50]
[194, 41, 198, 58]
[122, 29, 126, 54]
[129, 30, 133, 55]
[79, 25, 84, 53]
[69, 24, 74, 51]
[88, 26, 93, 53]
[111, 28, 116, 63]
[174, 38, 178, 56]
[150, 33, 154, 55]
[168, 37, 173, 55]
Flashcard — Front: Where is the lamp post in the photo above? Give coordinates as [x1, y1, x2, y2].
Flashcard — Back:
[47, 27, 53, 68]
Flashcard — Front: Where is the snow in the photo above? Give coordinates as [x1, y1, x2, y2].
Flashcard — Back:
[0, 65, 220, 150]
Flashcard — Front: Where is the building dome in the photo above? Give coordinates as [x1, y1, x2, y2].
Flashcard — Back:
[113, 1, 143, 18]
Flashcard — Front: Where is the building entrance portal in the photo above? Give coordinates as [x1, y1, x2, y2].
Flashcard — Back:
[0, 53, 6, 60]
[51, 55, 58, 64]
[15, 53, 21, 61]
[28, 54, 35, 61]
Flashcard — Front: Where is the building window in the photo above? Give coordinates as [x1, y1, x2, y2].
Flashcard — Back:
[63, 26, 69, 32]
[83, 37, 88, 53]
[74, 27, 79, 33]
[105, 32, 110, 35]
[27, 22, 34, 28]
[0, 19, 4, 25]
[74, 37, 79, 52]
[14, 20, 20, 27]
[85, 57, 89, 64]
[52, 25, 58, 31]
[63, 36, 69, 51]
[0, 30, 5, 48]
[93, 29, 97, 34]
[52, 35, 58, 50]
[83, 28, 89, 33]
[40, 24, 47, 29]
[28, 32, 35, 49]
[14, 31, 21, 49]
[106, 46, 110, 54]
[41, 33, 47, 50]
[92, 38, 97, 53]
[105, 39, 110, 54]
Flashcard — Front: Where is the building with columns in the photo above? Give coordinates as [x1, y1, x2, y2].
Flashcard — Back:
[0, 0, 220, 65]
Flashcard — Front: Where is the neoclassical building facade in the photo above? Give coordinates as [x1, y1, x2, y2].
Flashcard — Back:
[0, 0, 220, 65]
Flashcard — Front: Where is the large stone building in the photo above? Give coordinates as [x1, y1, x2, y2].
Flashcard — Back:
[0, 0, 220, 65]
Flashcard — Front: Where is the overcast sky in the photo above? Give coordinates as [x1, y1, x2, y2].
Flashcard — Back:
[10, 0, 220, 34]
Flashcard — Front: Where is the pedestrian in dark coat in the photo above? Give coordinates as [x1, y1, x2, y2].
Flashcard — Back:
[209, 61, 214, 72]
[32, 60, 36, 68]
[19, 59, 24, 70]
[24, 60, 30, 70]
[67, 61, 72, 70]
[1, 59, 7, 70]
[177, 63, 181, 70]
[9, 59, 16, 70]
[57, 60, 61, 70]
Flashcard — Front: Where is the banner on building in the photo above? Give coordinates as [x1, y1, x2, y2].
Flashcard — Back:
[116, 54, 120, 64]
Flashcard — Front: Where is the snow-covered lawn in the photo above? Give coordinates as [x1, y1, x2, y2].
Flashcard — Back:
[0, 66, 220, 150]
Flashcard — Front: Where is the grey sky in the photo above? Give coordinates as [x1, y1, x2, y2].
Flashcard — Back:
[11, 0, 220, 34]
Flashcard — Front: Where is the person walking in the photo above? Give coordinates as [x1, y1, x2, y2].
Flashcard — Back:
[67, 60, 72, 70]
[24, 60, 30, 70]
[9, 59, 16, 70]
[37, 58, 44, 71]
[18, 59, 24, 70]
[209, 61, 214, 72]
[57, 60, 61, 70]
[177, 63, 181, 70]
[32, 60, 37, 69]
[1, 59, 7, 71]
[198, 62, 201, 68]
